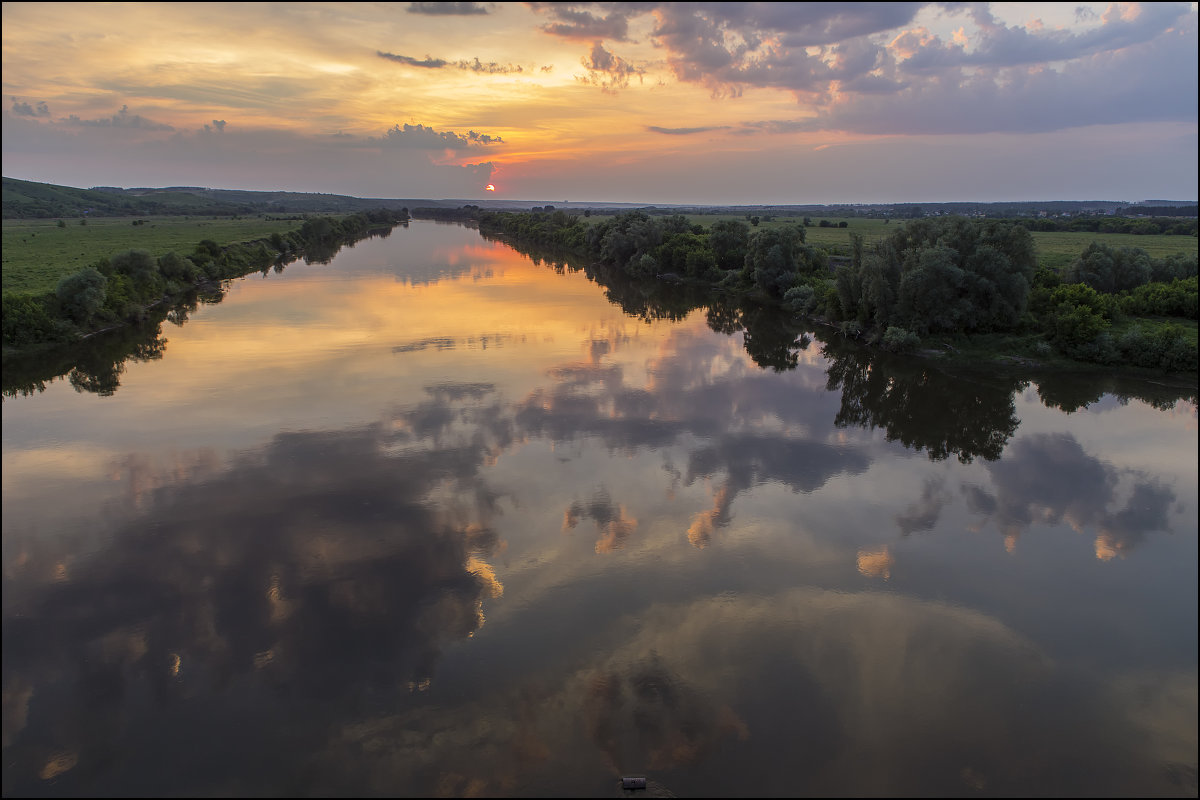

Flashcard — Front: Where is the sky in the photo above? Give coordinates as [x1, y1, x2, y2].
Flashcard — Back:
[2, 1, 1197, 204]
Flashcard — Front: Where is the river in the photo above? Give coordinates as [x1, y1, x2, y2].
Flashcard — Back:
[2, 220, 1196, 796]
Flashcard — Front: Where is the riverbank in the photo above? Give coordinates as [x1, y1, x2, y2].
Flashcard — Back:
[475, 209, 1197, 381]
[2, 210, 409, 354]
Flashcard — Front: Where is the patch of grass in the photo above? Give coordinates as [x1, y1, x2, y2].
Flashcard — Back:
[2, 216, 307, 295]
[660, 215, 1197, 269]
[1030, 230, 1198, 272]
[1111, 314, 1198, 346]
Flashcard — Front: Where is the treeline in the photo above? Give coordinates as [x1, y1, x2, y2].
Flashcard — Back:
[1029, 243, 1197, 371]
[477, 210, 1196, 375]
[1022, 215, 1197, 235]
[2, 177, 427, 219]
[826, 224, 1195, 372]
[2, 209, 407, 348]
[3, 178, 252, 219]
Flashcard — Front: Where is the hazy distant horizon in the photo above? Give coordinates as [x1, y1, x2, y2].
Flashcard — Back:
[7, 174, 1195, 210]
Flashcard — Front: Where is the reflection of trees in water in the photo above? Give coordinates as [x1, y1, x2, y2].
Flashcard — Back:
[3, 286, 228, 400]
[1034, 370, 1197, 414]
[502, 238, 1197, 466]
[3, 226, 405, 400]
[822, 340, 1025, 463]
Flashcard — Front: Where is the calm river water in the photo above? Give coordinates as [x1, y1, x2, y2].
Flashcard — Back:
[3, 221, 1196, 797]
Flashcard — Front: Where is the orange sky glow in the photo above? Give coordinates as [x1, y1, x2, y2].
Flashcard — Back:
[2, 2, 1196, 203]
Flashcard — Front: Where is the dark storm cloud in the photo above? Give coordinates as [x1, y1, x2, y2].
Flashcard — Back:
[407, 1, 489, 15]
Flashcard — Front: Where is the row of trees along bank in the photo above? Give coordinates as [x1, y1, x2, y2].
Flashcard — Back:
[2, 209, 408, 349]
[477, 210, 1196, 374]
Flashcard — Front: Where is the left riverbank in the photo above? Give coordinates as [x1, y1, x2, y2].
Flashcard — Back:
[2, 209, 409, 355]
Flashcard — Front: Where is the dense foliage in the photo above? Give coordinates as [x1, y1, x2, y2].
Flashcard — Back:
[478, 210, 1195, 375]
[3, 209, 406, 348]
[832, 217, 1037, 336]
[1022, 214, 1196, 236]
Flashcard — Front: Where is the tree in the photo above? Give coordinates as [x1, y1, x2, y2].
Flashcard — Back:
[707, 219, 750, 271]
[744, 226, 808, 297]
[56, 268, 107, 324]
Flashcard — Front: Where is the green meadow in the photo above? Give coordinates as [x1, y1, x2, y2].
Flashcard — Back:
[676, 214, 1197, 269]
[2, 216, 307, 295]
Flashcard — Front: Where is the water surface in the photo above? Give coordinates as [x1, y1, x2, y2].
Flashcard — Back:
[3, 221, 1196, 797]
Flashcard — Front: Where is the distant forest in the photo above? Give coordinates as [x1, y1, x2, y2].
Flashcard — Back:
[1, 178, 431, 219]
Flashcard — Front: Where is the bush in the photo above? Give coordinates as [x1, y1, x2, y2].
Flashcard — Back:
[2, 293, 62, 346]
[783, 284, 817, 315]
[1118, 324, 1198, 372]
[1053, 303, 1109, 351]
[157, 251, 196, 282]
[881, 326, 921, 353]
[55, 268, 108, 325]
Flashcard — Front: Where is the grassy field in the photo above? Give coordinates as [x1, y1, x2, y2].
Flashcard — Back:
[2, 216, 307, 295]
[672, 214, 1198, 270]
[1028, 230, 1198, 272]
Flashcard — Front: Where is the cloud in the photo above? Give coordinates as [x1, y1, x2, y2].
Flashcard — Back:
[1, 112, 498, 198]
[460, 57, 524, 74]
[578, 41, 643, 92]
[10, 99, 49, 117]
[894, 476, 950, 535]
[898, 2, 1192, 71]
[646, 2, 922, 96]
[646, 125, 730, 135]
[533, 3, 633, 41]
[562, 489, 639, 553]
[407, 1, 489, 14]
[377, 51, 449, 68]
[1, 422, 508, 790]
[971, 432, 1177, 556]
[530, 2, 1197, 135]
[63, 104, 174, 131]
[371, 122, 503, 150]
[377, 50, 525, 73]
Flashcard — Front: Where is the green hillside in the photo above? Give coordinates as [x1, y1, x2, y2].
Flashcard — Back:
[2, 177, 436, 219]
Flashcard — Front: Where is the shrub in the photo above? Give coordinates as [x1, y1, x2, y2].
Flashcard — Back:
[2, 294, 61, 346]
[55, 268, 108, 324]
[881, 326, 921, 353]
[783, 284, 817, 315]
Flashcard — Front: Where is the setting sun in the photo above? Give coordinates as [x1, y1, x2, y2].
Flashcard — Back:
[485, 184, 496, 192]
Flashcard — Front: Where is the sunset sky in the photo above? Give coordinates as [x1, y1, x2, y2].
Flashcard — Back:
[2, 2, 1197, 204]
